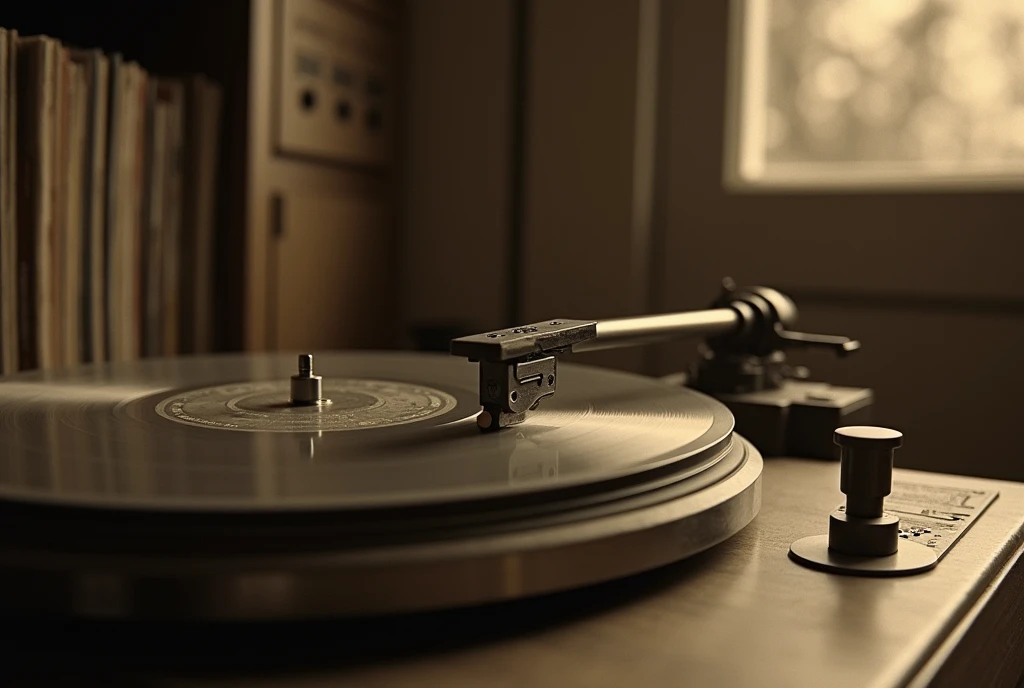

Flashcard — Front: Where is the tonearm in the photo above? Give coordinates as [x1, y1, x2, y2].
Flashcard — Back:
[450, 279, 872, 458]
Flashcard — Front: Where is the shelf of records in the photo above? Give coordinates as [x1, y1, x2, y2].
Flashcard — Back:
[0, 28, 223, 375]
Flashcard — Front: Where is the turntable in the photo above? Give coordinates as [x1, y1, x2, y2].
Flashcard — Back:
[1, 282, 1022, 688]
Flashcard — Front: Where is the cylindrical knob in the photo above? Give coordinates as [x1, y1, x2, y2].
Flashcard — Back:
[828, 426, 903, 557]
[836, 426, 902, 517]
[290, 354, 324, 406]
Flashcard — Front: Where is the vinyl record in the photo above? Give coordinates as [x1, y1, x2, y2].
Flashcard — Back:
[0, 351, 734, 511]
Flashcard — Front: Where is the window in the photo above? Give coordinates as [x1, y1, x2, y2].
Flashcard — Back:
[726, 0, 1024, 189]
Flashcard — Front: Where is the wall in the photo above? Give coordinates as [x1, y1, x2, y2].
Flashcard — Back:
[656, 2, 1024, 481]
[401, 0, 516, 341]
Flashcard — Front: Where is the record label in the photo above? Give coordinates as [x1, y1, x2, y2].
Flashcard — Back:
[154, 379, 459, 432]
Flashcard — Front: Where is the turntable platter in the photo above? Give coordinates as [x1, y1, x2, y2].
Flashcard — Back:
[0, 352, 761, 620]
[0, 352, 732, 511]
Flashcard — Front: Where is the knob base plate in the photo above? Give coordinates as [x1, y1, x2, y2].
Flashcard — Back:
[789, 534, 937, 577]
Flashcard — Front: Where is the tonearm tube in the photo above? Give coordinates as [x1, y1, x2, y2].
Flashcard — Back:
[451, 279, 871, 458]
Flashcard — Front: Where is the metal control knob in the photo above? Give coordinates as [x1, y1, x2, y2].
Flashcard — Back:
[789, 425, 938, 576]
[290, 354, 329, 406]
[828, 426, 902, 556]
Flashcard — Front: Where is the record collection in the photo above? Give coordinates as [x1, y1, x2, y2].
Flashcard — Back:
[0, 26, 223, 377]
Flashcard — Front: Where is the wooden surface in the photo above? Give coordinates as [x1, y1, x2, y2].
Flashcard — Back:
[5, 459, 1023, 687]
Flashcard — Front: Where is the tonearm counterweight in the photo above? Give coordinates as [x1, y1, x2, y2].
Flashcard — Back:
[451, 279, 872, 458]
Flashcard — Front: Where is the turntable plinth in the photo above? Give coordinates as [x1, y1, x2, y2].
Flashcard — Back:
[7, 459, 1023, 688]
